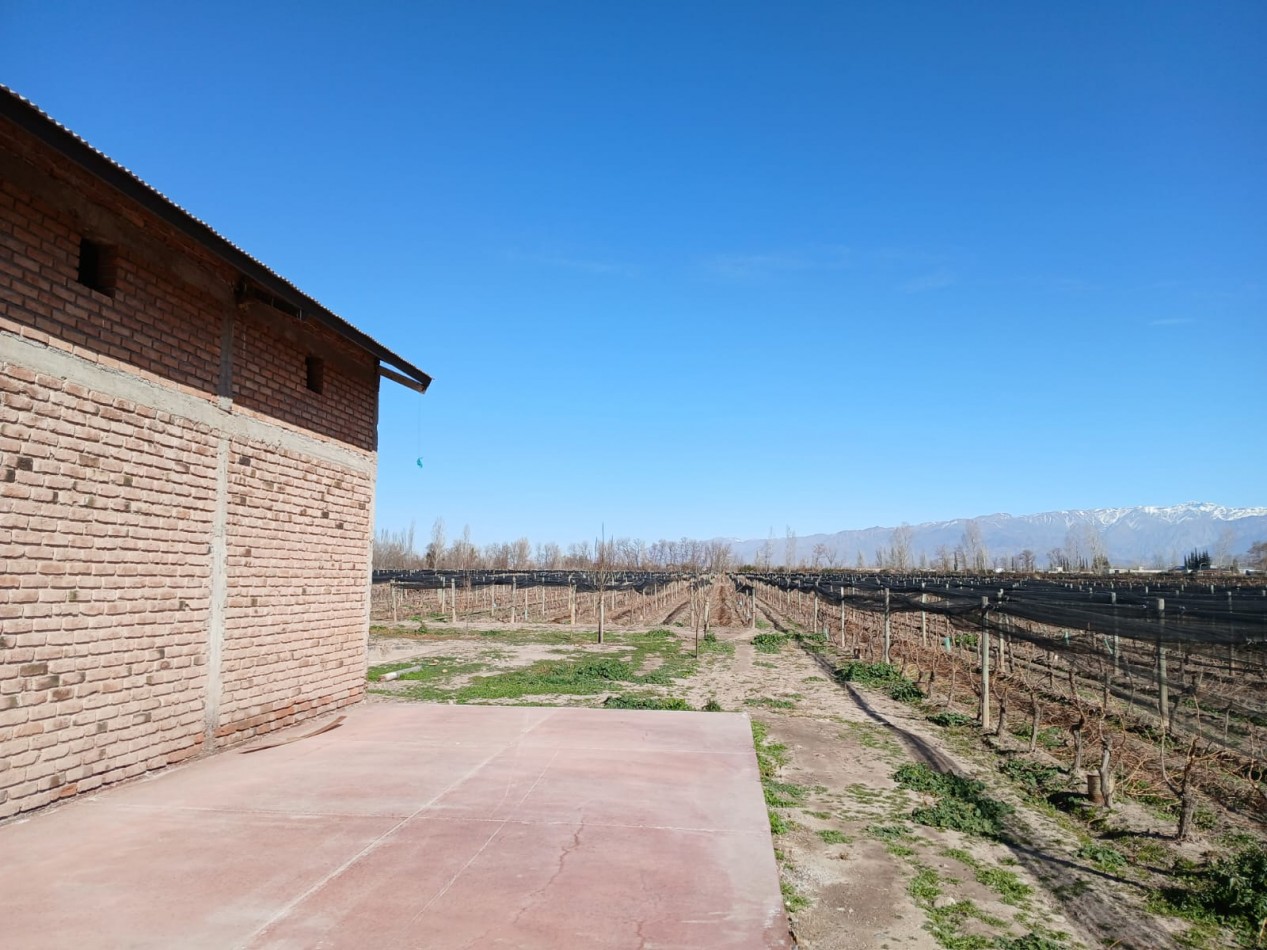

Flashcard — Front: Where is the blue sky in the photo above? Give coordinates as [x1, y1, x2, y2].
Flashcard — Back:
[4, 2, 1264, 547]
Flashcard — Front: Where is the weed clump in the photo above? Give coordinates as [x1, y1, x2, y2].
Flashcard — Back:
[835, 662, 923, 704]
[894, 763, 1013, 839]
[753, 632, 789, 653]
[927, 710, 975, 728]
[1156, 845, 1267, 946]
[1075, 841, 1126, 873]
[998, 758, 1064, 798]
[602, 694, 691, 711]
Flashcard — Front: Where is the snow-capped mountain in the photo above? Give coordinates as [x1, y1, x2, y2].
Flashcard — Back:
[730, 503, 1267, 569]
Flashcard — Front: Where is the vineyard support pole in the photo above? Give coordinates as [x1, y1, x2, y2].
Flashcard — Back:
[883, 587, 892, 665]
[840, 588, 845, 648]
[980, 596, 991, 731]
[920, 593, 928, 649]
[1157, 597, 1169, 734]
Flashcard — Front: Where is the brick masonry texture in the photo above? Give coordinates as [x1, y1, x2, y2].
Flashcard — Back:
[0, 112, 382, 819]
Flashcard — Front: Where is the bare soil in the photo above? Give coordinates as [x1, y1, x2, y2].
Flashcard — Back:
[365, 591, 1237, 950]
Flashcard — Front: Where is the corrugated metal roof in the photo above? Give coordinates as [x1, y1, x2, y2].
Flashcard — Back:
[0, 84, 431, 393]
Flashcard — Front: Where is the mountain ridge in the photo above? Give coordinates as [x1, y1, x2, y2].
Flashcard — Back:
[729, 502, 1267, 569]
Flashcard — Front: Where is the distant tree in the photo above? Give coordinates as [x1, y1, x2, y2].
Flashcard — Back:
[425, 518, 446, 569]
[1183, 549, 1212, 572]
[1213, 527, 1236, 568]
[374, 522, 423, 570]
[890, 524, 913, 572]
[961, 520, 988, 572]
[1017, 549, 1036, 573]
[447, 525, 478, 570]
[785, 527, 798, 571]
[536, 542, 562, 570]
[758, 529, 774, 571]
[1248, 541, 1267, 572]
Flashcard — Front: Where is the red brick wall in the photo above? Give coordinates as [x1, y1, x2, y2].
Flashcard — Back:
[217, 442, 373, 742]
[0, 115, 385, 821]
[0, 366, 217, 816]
[232, 313, 379, 454]
[0, 117, 380, 451]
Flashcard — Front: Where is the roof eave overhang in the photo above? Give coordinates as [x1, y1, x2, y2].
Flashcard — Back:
[0, 86, 431, 394]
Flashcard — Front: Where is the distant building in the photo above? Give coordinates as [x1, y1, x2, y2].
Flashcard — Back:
[0, 87, 430, 820]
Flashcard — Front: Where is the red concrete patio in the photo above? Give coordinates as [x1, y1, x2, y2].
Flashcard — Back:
[0, 704, 792, 948]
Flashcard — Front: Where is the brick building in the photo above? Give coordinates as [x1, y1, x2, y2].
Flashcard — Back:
[0, 87, 430, 821]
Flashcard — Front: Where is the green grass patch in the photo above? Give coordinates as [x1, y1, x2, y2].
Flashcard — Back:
[698, 634, 735, 656]
[1075, 841, 1126, 873]
[745, 696, 796, 709]
[602, 694, 691, 710]
[753, 632, 789, 653]
[927, 711, 976, 728]
[895, 763, 1013, 839]
[780, 879, 809, 912]
[764, 781, 808, 809]
[866, 822, 912, 841]
[998, 758, 1064, 799]
[1152, 845, 1267, 948]
[416, 629, 699, 702]
[751, 720, 789, 778]
[817, 829, 850, 844]
[835, 662, 924, 704]
[367, 660, 423, 682]
[368, 657, 486, 685]
[795, 629, 830, 652]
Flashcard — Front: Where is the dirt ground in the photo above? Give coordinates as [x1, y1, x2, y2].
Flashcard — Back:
[365, 593, 1233, 950]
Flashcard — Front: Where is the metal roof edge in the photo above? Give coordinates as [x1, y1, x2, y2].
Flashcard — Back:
[0, 84, 431, 393]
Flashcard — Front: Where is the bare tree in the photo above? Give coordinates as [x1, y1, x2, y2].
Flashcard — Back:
[891, 524, 913, 572]
[758, 529, 775, 571]
[565, 541, 592, 570]
[784, 527, 798, 571]
[374, 522, 422, 570]
[1247, 540, 1267, 571]
[536, 542, 562, 569]
[449, 524, 477, 570]
[1213, 527, 1237, 569]
[961, 520, 988, 572]
[509, 537, 533, 569]
[426, 518, 446, 568]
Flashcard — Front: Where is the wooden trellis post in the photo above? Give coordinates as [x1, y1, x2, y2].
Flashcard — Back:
[980, 596, 991, 730]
